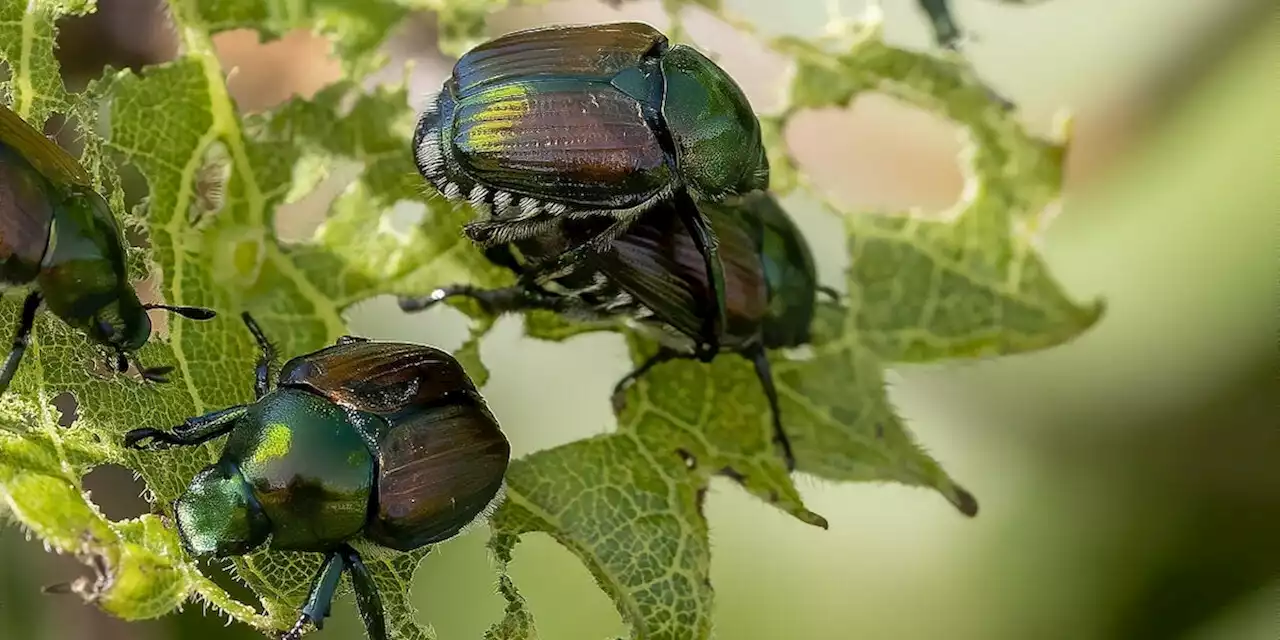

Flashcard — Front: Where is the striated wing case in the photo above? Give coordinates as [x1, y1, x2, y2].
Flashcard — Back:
[278, 341, 479, 416]
[451, 22, 667, 96]
[593, 197, 768, 347]
[0, 104, 93, 187]
[0, 146, 54, 283]
[451, 78, 672, 207]
[280, 340, 510, 551]
[365, 400, 509, 551]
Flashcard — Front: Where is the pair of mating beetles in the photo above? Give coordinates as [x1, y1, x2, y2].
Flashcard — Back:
[1, 22, 829, 640]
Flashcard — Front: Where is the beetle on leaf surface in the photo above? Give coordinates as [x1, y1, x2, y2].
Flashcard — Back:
[413, 21, 770, 361]
[0, 104, 215, 393]
[125, 313, 510, 640]
[400, 191, 835, 471]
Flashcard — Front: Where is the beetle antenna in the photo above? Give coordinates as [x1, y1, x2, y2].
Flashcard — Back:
[144, 304, 217, 320]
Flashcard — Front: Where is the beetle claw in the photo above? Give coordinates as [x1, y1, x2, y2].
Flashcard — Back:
[397, 292, 446, 313]
[123, 428, 167, 450]
[693, 342, 719, 363]
[610, 389, 630, 414]
[140, 366, 173, 384]
[817, 285, 842, 302]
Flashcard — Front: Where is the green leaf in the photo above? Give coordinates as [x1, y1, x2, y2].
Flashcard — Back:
[0, 3, 1100, 640]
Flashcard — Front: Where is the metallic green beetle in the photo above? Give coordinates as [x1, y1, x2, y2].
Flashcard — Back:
[400, 191, 832, 469]
[0, 104, 215, 393]
[413, 21, 771, 359]
[125, 313, 510, 640]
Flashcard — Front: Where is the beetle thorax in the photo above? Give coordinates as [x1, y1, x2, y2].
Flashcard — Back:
[223, 388, 379, 552]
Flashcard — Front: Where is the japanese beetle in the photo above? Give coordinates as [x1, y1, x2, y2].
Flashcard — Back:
[400, 191, 831, 470]
[413, 21, 771, 357]
[0, 104, 215, 393]
[124, 313, 510, 640]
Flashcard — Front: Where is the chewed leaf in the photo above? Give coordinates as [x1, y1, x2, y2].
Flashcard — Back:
[847, 214, 1105, 362]
[0, 2, 1100, 640]
[492, 435, 713, 640]
[483, 551, 538, 640]
[778, 334, 978, 514]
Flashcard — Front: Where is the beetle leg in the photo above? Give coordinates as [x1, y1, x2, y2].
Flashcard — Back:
[515, 214, 636, 286]
[283, 550, 348, 640]
[122, 351, 176, 385]
[464, 215, 560, 248]
[747, 348, 796, 471]
[138, 366, 173, 384]
[610, 347, 687, 413]
[123, 405, 246, 450]
[399, 284, 568, 316]
[340, 544, 388, 640]
[0, 291, 43, 395]
[239, 312, 276, 399]
[673, 189, 726, 361]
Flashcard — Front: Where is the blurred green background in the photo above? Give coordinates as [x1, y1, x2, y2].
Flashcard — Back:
[1, 0, 1275, 639]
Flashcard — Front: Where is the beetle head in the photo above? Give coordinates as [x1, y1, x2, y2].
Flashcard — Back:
[176, 459, 271, 557]
[86, 293, 152, 354]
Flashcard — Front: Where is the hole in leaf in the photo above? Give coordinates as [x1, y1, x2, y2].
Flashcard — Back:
[40, 111, 80, 155]
[213, 29, 343, 113]
[55, 0, 178, 90]
[505, 532, 628, 639]
[403, 530, 504, 638]
[475, 319, 630, 454]
[114, 162, 152, 223]
[364, 12, 454, 90]
[489, 0, 670, 40]
[787, 93, 966, 216]
[384, 200, 429, 234]
[682, 7, 790, 113]
[198, 558, 268, 617]
[52, 392, 78, 427]
[82, 464, 150, 522]
[274, 161, 361, 243]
